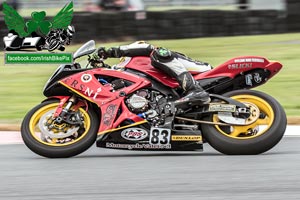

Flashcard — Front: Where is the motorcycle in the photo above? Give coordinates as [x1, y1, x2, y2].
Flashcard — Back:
[21, 40, 287, 158]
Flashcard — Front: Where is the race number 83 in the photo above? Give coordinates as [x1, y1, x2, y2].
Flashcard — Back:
[149, 128, 171, 145]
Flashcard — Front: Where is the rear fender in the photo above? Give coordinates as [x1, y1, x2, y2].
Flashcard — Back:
[264, 61, 282, 79]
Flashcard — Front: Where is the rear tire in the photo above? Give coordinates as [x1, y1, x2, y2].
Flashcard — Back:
[201, 90, 286, 155]
[21, 99, 99, 158]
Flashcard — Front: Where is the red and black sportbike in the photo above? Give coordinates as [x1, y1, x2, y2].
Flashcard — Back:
[21, 40, 287, 158]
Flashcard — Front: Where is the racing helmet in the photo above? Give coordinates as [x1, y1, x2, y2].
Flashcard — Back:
[151, 47, 173, 63]
[66, 25, 75, 36]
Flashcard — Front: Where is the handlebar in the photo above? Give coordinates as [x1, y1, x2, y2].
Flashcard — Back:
[88, 53, 111, 69]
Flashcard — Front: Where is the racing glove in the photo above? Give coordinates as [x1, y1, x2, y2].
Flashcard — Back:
[97, 47, 121, 59]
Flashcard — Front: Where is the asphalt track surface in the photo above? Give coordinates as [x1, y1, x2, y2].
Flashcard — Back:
[1, 135, 300, 200]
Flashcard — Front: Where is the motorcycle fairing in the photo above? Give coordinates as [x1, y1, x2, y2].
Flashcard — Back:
[97, 99, 146, 134]
[125, 56, 180, 88]
[58, 68, 151, 133]
[59, 68, 150, 102]
[43, 66, 90, 97]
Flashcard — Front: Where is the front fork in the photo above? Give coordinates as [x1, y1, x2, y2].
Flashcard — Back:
[52, 96, 74, 118]
[52, 96, 87, 125]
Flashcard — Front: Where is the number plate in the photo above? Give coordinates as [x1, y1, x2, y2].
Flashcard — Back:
[149, 127, 171, 145]
[208, 103, 236, 112]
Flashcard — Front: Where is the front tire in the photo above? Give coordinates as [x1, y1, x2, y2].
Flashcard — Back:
[21, 99, 99, 158]
[201, 90, 287, 155]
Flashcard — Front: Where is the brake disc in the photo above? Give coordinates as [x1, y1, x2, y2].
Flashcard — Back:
[38, 110, 79, 139]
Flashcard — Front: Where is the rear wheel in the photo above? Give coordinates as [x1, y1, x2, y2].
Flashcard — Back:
[21, 99, 99, 158]
[201, 90, 286, 155]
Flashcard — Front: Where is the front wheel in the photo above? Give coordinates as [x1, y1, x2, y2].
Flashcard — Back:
[201, 90, 287, 155]
[21, 99, 99, 158]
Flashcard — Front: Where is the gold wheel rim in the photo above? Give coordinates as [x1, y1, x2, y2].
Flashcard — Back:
[213, 95, 274, 140]
[29, 102, 91, 146]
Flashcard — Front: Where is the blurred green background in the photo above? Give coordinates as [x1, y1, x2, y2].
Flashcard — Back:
[1, 33, 300, 124]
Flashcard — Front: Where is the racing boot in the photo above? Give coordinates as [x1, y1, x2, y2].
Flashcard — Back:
[174, 71, 210, 106]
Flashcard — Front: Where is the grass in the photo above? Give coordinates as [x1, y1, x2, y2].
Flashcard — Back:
[1, 33, 300, 124]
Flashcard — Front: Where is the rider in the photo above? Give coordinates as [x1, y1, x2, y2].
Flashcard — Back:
[98, 41, 212, 105]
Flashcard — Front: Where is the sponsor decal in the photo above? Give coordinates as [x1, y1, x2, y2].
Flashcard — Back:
[228, 58, 264, 69]
[245, 73, 263, 86]
[234, 58, 264, 63]
[103, 105, 117, 126]
[208, 104, 236, 112]
[65, 78, 86, 92]
[84, 87, 102, 99]
[172, 135, 202, 141]
[81, 74, 92, 83]
[253, 73, 262, 83]
[105, 142, 172, 150]
[62, 77, 102, 100]
[228, 63, 252, 70]
[121, 128, 148, 141]
[245, 74, 253, 86]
